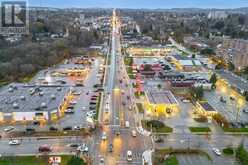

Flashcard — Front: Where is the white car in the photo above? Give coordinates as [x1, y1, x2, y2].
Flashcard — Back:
[125, 121, 130, 128]
[182, 99, 190, 103]
[4, 126, 15, 132]
[77, 143, 88, 152]
[127, 150, 133, 161]
[212, 148, 221, 156]
[99, 157, 105, 165]
[70, 101, 77, 105]
[102, 132, 107, 140]
[9, 140, 20, 145]
[74, 126, 81, 130]
[131, 130, 137, 137]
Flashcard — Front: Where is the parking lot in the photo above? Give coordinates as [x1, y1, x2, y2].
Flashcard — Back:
[0, 57, 105, 133]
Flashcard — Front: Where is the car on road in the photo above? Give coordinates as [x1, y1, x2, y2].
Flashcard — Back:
[90, 102, 97, 105]
[127, 96, 130, 100]
[69, 101, 77, 105]
[212, 147, 221, 156]
[131, 130, 137, 137]
[127, 150, 133, 161]
[99, 157, 104, 165]
[77, 143, 89, 153]
[220, 96, 226, 103]
[9, 140, 21, 145]
[154, 136, 164, 143]
[89, 106, 96, 110]
[108, 144, 113, 152]
[68, 143, 80, 148]
[39, 145, 52, 152]
[243, 109, 248, 113]
[65, 109, 74, 114]
[125, 121, 130, 128]
[102, 132, 107, 140]
[4, 126, 15, 132]
[128, 106, 132, 111]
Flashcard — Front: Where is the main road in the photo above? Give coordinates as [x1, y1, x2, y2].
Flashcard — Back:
[97, 9, 152, 164]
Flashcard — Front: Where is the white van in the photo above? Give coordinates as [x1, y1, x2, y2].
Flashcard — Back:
[127, 150, 133, 161]
[125, 121, 130, 128]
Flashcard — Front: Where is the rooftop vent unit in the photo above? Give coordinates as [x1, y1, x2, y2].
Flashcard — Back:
[41, 102, 47, 108]
[51, 94, 56, 100]
[20, 96, 25, 100]
[39, 92, 44, 96]
[13, 102, 19, 109]
[8, 88, 14, 92]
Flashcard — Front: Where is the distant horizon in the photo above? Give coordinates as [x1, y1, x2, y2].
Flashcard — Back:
[24, 0, 248, 9]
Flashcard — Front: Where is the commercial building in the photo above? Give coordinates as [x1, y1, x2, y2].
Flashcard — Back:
[0, 84, 73, 124]
[144, 90, 179, 117]
[127, 46, 173, 57]
[171, 55, 202, 72]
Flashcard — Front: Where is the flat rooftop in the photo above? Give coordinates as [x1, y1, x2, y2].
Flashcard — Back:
[146, 90, 178, 105]
[199, 102, 216, 112]
[0, 84, 69, 113]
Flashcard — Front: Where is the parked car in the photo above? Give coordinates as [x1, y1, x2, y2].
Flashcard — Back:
[243, 109, 248, 113]
[63, 126, 72, 131]
[4, 126, 15, 132]
[49, 126, 58, 131]
[65, 109, 74, 114]
[32, 121, 40, 125]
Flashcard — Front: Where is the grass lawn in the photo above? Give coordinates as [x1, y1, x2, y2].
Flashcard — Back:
[164, 155, 178, 165]
[124, 57, 133, 66]
[189, 127, 211, 133]
[223, 127, 248, 132]
[141, 120, 173, 133]
[136, 103, 144, 113]
[223, 147, 234, 155]
[153, 148, 212, 165]
[0, 155, 85, 165]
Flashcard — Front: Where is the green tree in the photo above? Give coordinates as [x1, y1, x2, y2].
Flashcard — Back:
[67, 156, 85, 165]
[228, 62, 235, 71]
[190, 86, 204, 101]
[210, 73, 218, 89]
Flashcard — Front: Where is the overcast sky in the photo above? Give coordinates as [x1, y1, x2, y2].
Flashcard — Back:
[16, 0, 248, 9]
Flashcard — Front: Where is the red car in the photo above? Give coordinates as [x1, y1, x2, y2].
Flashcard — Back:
[38, 145, 52, 152]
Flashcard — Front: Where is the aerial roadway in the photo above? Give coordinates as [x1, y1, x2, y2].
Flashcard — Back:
[97, 9, 152, 164]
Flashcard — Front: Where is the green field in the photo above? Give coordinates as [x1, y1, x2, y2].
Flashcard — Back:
[189, 127, 211, 133]
[142, 120, 173, 133]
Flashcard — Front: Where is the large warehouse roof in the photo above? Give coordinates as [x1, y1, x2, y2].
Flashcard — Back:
[0, 84, 69, 113]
